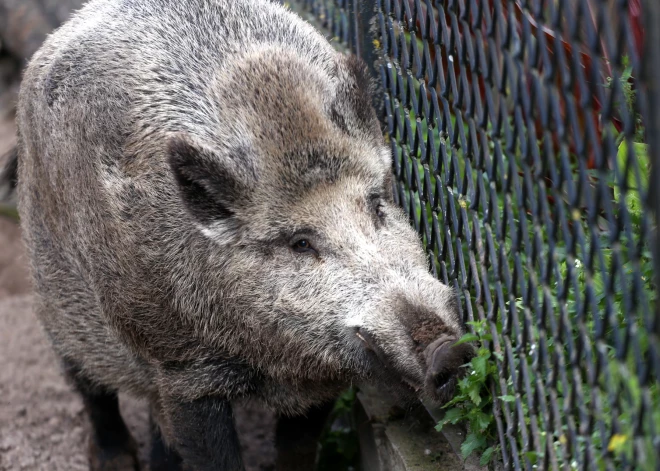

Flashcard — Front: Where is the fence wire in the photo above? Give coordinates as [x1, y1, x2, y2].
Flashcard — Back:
[292, 0, 660, 469]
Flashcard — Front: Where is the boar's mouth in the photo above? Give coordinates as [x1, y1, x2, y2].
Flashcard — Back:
[354, 327, 422, 393]
[354, 327, 474, 404]
[423, 335, 475, 404]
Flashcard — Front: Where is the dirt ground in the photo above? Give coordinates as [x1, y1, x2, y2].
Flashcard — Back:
[0, 125, 278, 470]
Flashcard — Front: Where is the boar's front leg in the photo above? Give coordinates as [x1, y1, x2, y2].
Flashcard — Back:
[161, 395, 245, 471]
[149, 410, 183, 471]
[62, 359, 140, 471]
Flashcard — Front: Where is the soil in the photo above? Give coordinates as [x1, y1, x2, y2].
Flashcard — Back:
[0, 128, 278, 471]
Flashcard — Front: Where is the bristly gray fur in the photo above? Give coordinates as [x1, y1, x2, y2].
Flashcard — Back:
[15, 0, 469, 465]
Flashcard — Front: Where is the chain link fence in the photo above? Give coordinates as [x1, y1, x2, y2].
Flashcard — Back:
[290, 0, 660, 469]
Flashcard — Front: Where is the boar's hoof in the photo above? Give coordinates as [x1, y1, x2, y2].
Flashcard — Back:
[424, 335, 475, 404]
[88, 435, 140, 471]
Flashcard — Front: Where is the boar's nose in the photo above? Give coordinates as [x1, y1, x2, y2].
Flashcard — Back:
[423, 334, 475, 404]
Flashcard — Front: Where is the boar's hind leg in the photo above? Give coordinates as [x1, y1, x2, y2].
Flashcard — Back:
[62, 359, 140, 471]
[275, 402, 334, 471]
[161, 395, 245, 471]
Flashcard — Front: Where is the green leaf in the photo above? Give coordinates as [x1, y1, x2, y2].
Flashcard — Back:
[479, 446, 497, 465]
[499, 395, 516, 402]
[476, 347, 491, 357]
[465, 320, 485, 330]
[468, 384, 482, 406]
[460, 432, 487, 458]
[435, 407, 464, 432]
[458, 376, 471, 391]
[442, 396, 463, 408]
[469, 410, 492, 432]
[524, 451, 539, 464]
[613, 140, 649, 226]
[471, 354, 489, 380]
[454, 333, 479, 346]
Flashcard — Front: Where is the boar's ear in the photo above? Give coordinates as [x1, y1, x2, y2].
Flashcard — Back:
[330, 55, 379, 138]
[167, 136, 253, 223]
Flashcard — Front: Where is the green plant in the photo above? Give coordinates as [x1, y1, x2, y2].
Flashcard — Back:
[435, 319, 501, 466]
[605, 55, 645, 144]
[317, 388, 361, 471]
[613, 140, 650, 229]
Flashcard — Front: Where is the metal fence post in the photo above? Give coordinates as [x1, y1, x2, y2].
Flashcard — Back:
[642, 0, 660, 340]
[348, 0, 383, 123]
[642, 9, 660, 449]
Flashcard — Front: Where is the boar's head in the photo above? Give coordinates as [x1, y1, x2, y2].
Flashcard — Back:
[167, 46, 474, 409]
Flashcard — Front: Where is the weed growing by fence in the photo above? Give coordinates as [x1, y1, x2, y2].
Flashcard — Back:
[317, 388, 361, 471]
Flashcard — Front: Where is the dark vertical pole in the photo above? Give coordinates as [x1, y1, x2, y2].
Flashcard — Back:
[351, 0, 386, 128]
[642, 6, 660, 464]
[641, 0, 660, 338]
[355, 0, 380, 78]
[351, 0, 362, 58]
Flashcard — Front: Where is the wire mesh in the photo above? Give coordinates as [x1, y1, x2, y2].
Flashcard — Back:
[291, 0, 660, 469]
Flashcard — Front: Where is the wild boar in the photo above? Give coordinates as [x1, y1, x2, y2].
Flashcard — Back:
[4, 0, 474, 469]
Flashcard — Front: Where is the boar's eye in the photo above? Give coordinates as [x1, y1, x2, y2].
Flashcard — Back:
[291, 238, 318, 255]
[375, 202, 385, 219]
[370, 193, 385, 221]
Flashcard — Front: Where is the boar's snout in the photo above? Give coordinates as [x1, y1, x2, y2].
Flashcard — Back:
[352, 293, 475, 404]
[424, 335, 475, 404]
